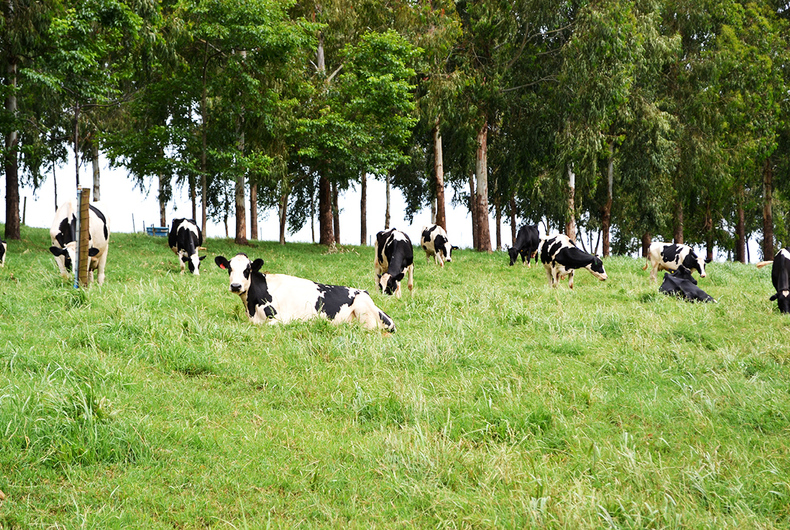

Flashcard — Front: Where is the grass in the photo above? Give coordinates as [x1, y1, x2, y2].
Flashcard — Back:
[1, 224, 789, 528]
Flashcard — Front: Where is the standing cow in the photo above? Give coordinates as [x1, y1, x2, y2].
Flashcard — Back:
[757, 248, 790, 314]
[420, 224, 457, 267]
[537, 234, 607, 289]
[643, 242, 709, 282]
[374, 228, 414, 298]
[169, 218, 205, 275]
[49, 200, 111, 285]
[215, 253, 396, 331]
[508, 224, 540, 266]
[0, 240, 6, 267]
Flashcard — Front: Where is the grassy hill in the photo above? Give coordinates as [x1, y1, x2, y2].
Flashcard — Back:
[1, 226, 788, 528]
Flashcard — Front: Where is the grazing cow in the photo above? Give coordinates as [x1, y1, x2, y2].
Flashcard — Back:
[643, 242, 709, 282]
[508, 224, 540, 266]
[420, 224, 458, 267]
[49, 200, 111, 285]
[374, 228, 414, 298]
[757, 248, 790, 314]
[168, 218, 205, 275]
[659, 265, 715, 302]
[0, 240, 6, 267]
[215, 254, 396, 331]
[537, 234, 607, 289]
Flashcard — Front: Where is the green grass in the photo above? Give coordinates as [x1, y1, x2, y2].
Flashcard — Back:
[1, 225, 789, 528]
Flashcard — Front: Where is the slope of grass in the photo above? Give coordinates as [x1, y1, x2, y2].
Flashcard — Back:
[1, 225, 788, 528]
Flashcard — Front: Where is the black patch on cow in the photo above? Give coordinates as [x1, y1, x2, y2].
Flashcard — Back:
[49, 246, 73, 271]
[421, 224, 439, 244]
[659, 266, 714, 302]
[0, 240, 5, 262]
[770, 250, 790, 313]
[246, 268, 276, 319]
[89, 204, 109, 241]
[660, 244, 682, 264]
[377, 229, 413, 295]
[681, 250, 702, 274]
[554, 246, 595, 269]
[433, 234, 448, 259]
[56, 216, 75, 247]
[315, 284, 356, 319]
[379, 310, 396, 332]
[510, 225, 540, 265]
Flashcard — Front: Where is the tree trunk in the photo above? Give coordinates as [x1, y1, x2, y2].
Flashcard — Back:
[190, 174, 197, 221]
[385, 173, 391, 230]
[318, 175, 333, 245]
[566, 164, 576, 242]
[279, 190, 288, 245]
[495, 195, 502, 251]
[249, 183, 258, 240]
[735, 186, 746, 263]
[332, 182, 340, 244]
[704, 201, 714, 263]
[200, 43, 209, 235]
[433, 117, 446, 230]
[234, 129, 247, 245]
[159, 172, 167, 226]
[92, 142, 101, 202]
[642, 232, 651, 257]
[469, 174, 478, 249]
[310, 187, 316, 244]
[673, 195, 684, 244]
[4, 55, 20, 240]
[475, 121, 492, 251]
[763, 157, 774, 260]
[601, 142, 614, 257]
[509, 197, 517, 245]
[360, 173, 367, 245]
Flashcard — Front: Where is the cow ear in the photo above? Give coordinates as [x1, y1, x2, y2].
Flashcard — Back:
[88, 248, 100, 257]
[49, 246, 65, 257]
[770, 293, 778, 301]
[199, 255, 206, 261]
[251, 258, 265, 272]
[182, 255, 189, 262]
[215, 256, 229, 270]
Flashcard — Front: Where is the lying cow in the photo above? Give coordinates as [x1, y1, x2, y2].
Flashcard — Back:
[508, 224, 539, 266]
[537, 234, 607, 289]
[659, 265, 715, 302]
[757, 248, 790, 314]
[644, 242, 709, 282]
[420, 224, 457, 267]
[215, 253, 396, 331]
[168, 218, 205, 274]
[374, 228, 414, 298]
[49, 200, 111, 285]
[0, 239, 6, 267]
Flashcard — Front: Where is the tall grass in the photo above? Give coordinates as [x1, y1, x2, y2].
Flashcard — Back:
[1, 225, 788, 528]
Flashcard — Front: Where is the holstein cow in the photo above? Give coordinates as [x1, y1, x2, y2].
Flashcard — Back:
[215, 254, 396, 331]
[374, 228, 414, 298]
[49, 200, 111, 285]
[168, 218, 205, 275]
[508, 224, 540, 266]
[756, 248, 790, 314]
[643, 242, 709, 282]
[537, 234, 608, 289]
[0, 240, 6, 267]
[420, 224, 458, 267]
[659, 265, 715, 303]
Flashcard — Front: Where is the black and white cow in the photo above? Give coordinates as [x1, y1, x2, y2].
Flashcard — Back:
[643, 242, 709, 282]
[420, 224, 457, 267]
[374, 228, 414, 298]
[215, 254, 396, 331]
[659, 265, 715, 302]
[168, 218, 205, 275]
[508, 224, 540, 266]
[0, 240, 6, 267]
[49, 200, 111, 285]
[537, 234, 608, 289]
[757, 248, 790, 314]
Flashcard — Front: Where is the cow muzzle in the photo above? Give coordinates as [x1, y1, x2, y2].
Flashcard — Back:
[230, 283, 243, 293]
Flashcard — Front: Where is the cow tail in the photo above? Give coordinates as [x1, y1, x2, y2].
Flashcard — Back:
[642, 256, 650, 270]
[756, 260, 773, 269]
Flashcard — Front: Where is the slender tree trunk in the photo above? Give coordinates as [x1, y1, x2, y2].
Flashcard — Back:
[234, 130, 247, 245]
[495, 195, 502, 251]
[385, 173, 391, 229]
[509, 197, 517, 245]
[469, 174, 478, 249]
[250, 182, 258, 240]
[310, 188, 316, 244]
[642, 232, 651, 257]
[53, 164, 58, 212]
[332, 182, 340, 244]
[735, 186, 746, 263]
[433, 117, 446, 230]
[74, 104, 81, 190]
[704, 201, 714, 263]
[159, 171, 167, 226]
[475, 121, 492, 251]
[92, 142, 100, 202]
[673, 195, 684, 244]
[4, 55, 20, 240]
[566, 164, 576, 242]
[318, 175, 333, 245]
[200, 44, 209, 235]
[360, 173, 367, 245]
[601, 142, 614, 257]
[279, 190, 288, 245]
[763, 158, 774, 260]
[190, 174, 196, 221]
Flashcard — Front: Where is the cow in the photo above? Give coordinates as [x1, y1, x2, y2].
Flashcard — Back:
[420, 224, 457, 267]
[215, 253, 396, 331]
[49, 200, 111, 285]
[757, 248, 790, 314]
[643, 242, 709, 282]
[374, 228, 414, 298]
[537, 233, 607, 289]
[659, 265, 715, 303]
[0, 240, 6, 267]
[168, 218, 205, 275]
[508, 224, 540, 266]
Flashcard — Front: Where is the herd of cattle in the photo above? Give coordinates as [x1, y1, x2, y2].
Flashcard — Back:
[4, 200, 786, 331]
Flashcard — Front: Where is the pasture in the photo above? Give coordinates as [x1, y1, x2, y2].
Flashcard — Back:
[1, 225, 788, 528]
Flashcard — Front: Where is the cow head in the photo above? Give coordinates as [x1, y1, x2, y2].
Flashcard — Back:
[49, 243, 99, 279]
[215, 254, 264, 294]
[770, 290, 790, 314]
[587, 256, 608, 281]
[507, 246, 519, 266]
[437, 236, 457, 264]
[182, 252, 206, 275]
[378, 273, 400, 296]
[683, 250, 707, 278]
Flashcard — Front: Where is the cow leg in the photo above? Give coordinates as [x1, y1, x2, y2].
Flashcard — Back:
[406, 264, 414, 293]
[568, 270, 574, 289]
[96, 251, 108, 285]
[650, 263, 659, 283]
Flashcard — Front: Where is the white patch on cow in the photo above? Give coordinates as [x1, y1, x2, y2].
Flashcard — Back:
[49, 200, 111, 285]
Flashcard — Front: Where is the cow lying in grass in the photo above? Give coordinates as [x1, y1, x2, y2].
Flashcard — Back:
[215, 253, 396, 331]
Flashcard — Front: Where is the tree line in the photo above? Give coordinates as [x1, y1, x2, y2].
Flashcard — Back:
[2, 0, 790, 261]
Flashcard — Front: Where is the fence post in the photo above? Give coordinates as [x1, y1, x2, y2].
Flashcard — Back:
[77, 188, 91, 287]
